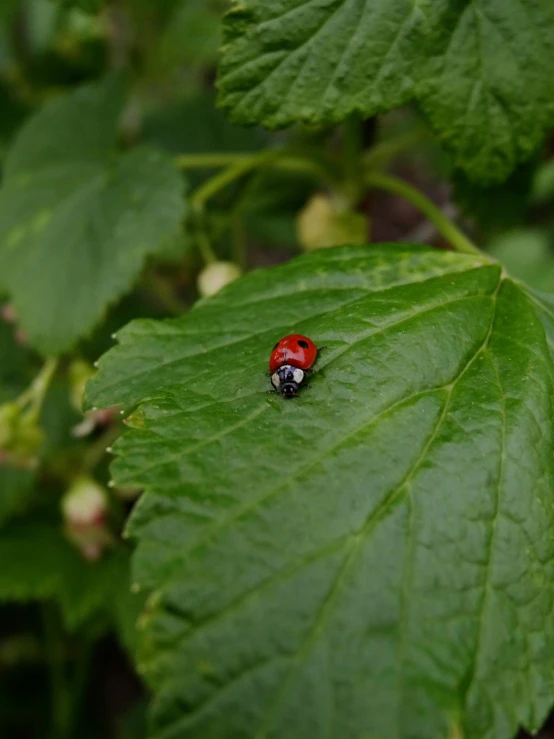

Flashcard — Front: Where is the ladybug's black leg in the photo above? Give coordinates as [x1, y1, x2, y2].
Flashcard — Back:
[304, 368, 315, 374]
[317, 345, 327, 352]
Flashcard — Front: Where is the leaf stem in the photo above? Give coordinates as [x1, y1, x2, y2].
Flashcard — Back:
[142, 271, 188, 315]
[189, 150, 333, 210]
[363, 128, 426, 170]
[190, 151, 281, 209]
[229, 211, 245, 268]
[182, 149, 337, 268]
[365, 172, 483, 256]
[17, 357, 58, 418]
[192, 209, 218, 265]
[343, 115, 364, 201]
[81, 422, 122, 472]
[175, 153, 254, 169]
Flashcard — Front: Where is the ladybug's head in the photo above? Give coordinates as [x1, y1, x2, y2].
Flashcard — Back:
[270, 364, 305, 398]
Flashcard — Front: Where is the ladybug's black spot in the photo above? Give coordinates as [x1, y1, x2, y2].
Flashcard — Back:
[273, 342, 280, 350]
[298, 340, 309, 348]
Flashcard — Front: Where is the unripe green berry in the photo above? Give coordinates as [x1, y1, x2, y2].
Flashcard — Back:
[197, 261, 242, 298]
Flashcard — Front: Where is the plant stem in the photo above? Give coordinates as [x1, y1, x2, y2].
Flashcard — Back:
[143, 271, 188, 314]
[17, 357, 58, 416]
[189, 150, 333, 209]
[365, 172, 483, 256]
[273, 156, 334, 181]
[185, 149, 337, 266]
[343, 115, 363, 202]
[190, 151, 282, 209]
[231, 213, 247, 269]
[192, 210, 218, 265]
[175, 153, 254, 169]
[81, 422, 122, 472]
[189, 152, 285, 265]
[363, 128, 426, 170]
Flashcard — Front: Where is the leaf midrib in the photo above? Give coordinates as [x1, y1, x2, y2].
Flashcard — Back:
[156, 276, 504, 739]
[153, 277, 502, 739]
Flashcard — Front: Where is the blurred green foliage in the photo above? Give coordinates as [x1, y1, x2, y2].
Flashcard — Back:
[0, 2, 553, 738]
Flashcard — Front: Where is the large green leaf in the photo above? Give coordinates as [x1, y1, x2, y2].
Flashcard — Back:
[217, 1, 554, 183]
[0, 75, 185, 355]
[523, 287, 554, 358]
[87, 245, 554, 739]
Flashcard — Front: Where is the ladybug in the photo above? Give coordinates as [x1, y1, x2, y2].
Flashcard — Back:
[269, 334, 322, 398]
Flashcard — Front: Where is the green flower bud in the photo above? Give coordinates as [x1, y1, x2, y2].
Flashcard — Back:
[61, 476, 113, 561]
[0, 402, 43, 466]
[297, 193, 367, 251]
[197, 261, 242, 298]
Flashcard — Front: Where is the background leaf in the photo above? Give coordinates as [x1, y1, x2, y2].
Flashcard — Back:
[0, 521, 134, 631]
[154, 0, 225, 68]
[523, 287, 554, 358]
[0, 320, 30, 402]
[453, 161, 536, 234]
[87, 245, 554, 739]
[51, 0, 104, 12]
[488, 230, 554, 292]
[0, 467, 35, 526]
[217, 0, 554, 183]
[0, 75, 186, 355]
[142, 90, 266, 189]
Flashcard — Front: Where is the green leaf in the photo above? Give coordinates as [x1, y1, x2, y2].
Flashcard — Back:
[0, 321, 31, 402]
[87, 245, 554, 739]
[0, 323, 36, 522]
[142, 90, 266, 189]
[0, 521, 133, 630]
[523, 287, 554, 358]
[0, 0, 20, 22]
[218, 1, 554, 183]
[51, 0, 104, 12]
[532, 159, 554, 205]
[0, 466, 35, 526]
[453, 161, 536, 233]
[155, 0, 225, 68]
[0, 75, 185, 355]
[112, 579, 147, 657]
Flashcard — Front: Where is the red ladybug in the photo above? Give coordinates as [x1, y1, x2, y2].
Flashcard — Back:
[269, 334, 322, 397]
